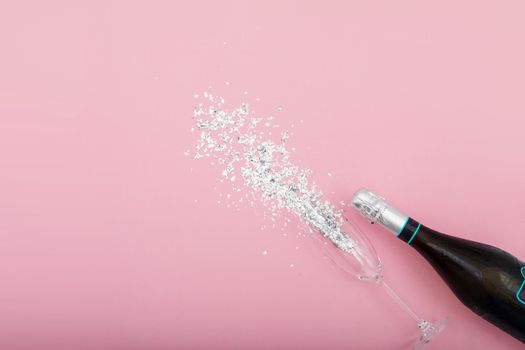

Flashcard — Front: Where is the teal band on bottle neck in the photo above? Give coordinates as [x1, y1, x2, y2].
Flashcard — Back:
[397, 217, 410, 236]
[407, 223, 421, 245]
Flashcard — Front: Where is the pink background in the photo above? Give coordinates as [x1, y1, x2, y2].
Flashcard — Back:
[1, 1, 525, 349]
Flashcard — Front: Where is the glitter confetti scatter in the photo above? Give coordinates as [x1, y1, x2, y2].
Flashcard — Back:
[192, 92, 355, 254]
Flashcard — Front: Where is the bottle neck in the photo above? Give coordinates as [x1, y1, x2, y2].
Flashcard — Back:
[350, 189, 428, 245]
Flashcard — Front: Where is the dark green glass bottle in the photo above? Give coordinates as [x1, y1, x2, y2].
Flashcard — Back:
[352, 188, 525, 343]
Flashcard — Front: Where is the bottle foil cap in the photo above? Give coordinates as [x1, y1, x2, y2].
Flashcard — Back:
[351, 188, 409, 235]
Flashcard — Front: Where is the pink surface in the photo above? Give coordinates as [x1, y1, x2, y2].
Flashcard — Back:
[1, 1, 525, 349]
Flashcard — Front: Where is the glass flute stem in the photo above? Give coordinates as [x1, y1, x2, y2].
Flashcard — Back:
[375, 276, 447, 349]
[379, 277, 421, 323]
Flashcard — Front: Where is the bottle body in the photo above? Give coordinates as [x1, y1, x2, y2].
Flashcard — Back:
[398, 218, 525, 343]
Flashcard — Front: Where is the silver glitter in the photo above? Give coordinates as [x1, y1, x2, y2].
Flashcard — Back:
[192, 93, 355, 254]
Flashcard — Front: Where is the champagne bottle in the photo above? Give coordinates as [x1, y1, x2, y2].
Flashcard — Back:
[351, 188, 525, 343]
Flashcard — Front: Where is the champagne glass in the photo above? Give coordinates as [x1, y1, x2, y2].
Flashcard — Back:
[308, 209, 447, 349]
[192, 92, 446, 348]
